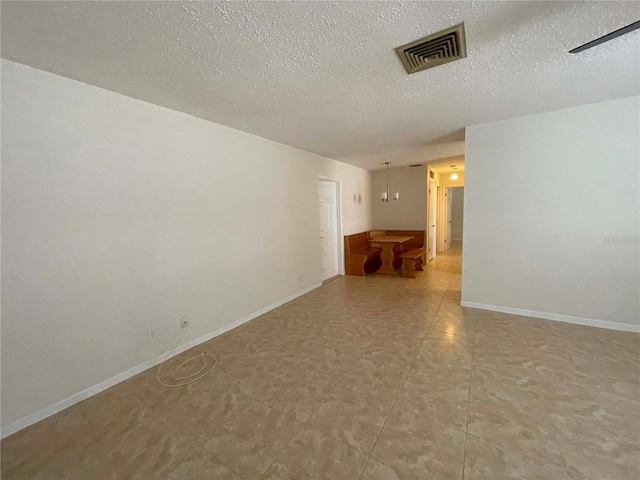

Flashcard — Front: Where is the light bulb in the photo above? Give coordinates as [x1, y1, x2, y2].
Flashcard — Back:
[451, 173, 458, 180]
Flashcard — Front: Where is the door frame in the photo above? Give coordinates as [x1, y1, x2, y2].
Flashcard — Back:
[427, 176, 438, 262]
[436, 185, 445, 252]
[444, 187, 453, 251]
[318, 177, 344, 278]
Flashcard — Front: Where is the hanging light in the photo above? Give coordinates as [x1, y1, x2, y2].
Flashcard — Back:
[381, 162, 399, 202]
[450, 165, 459, 181]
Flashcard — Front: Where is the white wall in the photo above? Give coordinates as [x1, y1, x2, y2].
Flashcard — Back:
[0, 60, 372, 431]
[450, 187, 464, 241]
[372, 165, 427, 230]
[462, 96, 640, 330]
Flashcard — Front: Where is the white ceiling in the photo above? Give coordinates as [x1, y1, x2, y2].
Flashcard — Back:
[2, 1, 639, 170]
[425, 155, 465, 173]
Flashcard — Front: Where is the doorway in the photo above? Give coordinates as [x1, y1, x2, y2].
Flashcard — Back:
[430, 169, 464, 258]
[441, 186, 464, 251]
[318, 179, 341, 282]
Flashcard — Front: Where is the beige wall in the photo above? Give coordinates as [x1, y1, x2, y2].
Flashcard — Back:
[372, 165, 427, 231]
[1, 60, 373, 434]
[450, 187, 464, 241]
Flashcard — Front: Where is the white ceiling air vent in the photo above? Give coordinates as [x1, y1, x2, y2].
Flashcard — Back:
[395, 23, 467, 74]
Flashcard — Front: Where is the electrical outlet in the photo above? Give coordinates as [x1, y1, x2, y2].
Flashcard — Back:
[180, 315, 189, 329]
[147, 329, 157, 342]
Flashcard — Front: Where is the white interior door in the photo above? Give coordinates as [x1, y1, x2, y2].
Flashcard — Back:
[318, 180, 339, 281]
[428, 178, 437, 261]
[445, 187, 453, 251]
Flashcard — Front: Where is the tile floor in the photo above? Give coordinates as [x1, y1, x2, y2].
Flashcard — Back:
[2, 246, 639, 479]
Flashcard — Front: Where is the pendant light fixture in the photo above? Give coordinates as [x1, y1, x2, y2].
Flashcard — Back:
[381, 162, 399, 202]
[450, 165, 459, 181]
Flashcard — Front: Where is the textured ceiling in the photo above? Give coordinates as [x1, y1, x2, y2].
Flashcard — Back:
[426, 155, 465, 173]
[2, 1, 639, 170]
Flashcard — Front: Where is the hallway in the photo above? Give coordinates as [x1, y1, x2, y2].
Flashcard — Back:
[2, 247, 638, 479]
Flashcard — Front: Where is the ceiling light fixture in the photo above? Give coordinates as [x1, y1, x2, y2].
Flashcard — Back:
[381, 162, 399, 202]
[450, 165, 459, 181]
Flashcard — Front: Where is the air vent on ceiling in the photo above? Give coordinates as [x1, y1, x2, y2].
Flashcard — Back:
[395, 23, 467, 74]
[409, 164, 423, 167]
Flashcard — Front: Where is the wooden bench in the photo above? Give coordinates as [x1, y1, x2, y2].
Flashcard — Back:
[368, 230, 386, 240]
[399, 249, 425, 278]
[383, 230, 426, 269]
[344, 232, 382, 276]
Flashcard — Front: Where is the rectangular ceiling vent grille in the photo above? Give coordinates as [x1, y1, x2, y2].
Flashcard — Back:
[395, 23, 467, 74]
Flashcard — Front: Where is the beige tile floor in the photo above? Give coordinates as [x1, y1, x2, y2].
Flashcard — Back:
[2, 245, 639, 479]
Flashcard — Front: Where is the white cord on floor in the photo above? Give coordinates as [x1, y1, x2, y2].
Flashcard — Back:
[157, 325, 218, 388]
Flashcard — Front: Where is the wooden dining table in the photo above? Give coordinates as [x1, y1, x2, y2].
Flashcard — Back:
[369, 235, 414, 275]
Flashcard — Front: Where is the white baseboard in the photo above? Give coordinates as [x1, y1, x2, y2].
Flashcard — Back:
[459, 301, 640, 333]
[0, 282, 323, 439]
